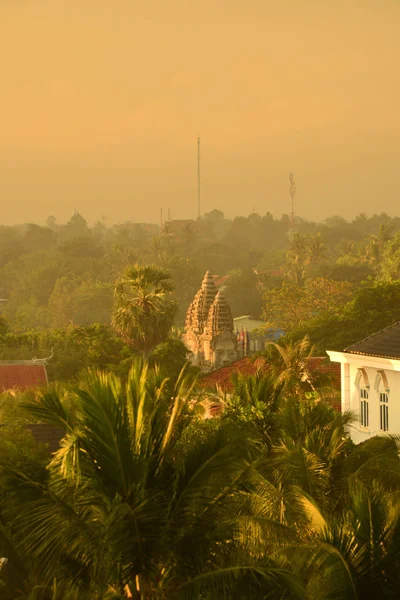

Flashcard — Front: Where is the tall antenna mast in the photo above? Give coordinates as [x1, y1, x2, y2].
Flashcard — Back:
[160, 208, 164, 229]
[197, 137, 201, 218]
[289, 172, 296, 229]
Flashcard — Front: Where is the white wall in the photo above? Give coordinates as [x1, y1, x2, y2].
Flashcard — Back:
[233, 317, 270, 353]
[233, 316, 266, 332]
[328, 351, 400, 444]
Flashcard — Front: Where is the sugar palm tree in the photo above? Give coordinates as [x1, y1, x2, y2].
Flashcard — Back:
[285, 234, 309, 286]
[112, 264, 178, 357]
[1, 360, 302, 599]
[366, 224, 395, 266]
[307, 233, 326, 264]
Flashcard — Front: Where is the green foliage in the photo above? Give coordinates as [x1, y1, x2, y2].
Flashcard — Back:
[224, 268, 263, 318]
[0, 361, 304, 599]
[46, 278, 113, 328]
[258, 336, 337, 398]
[112, 264, 178, 355]
[262, 278, 353, 333]
[284, 232, 323, 284]
[0, 209, 399, 340]
[287, 280, 400, 351]
[0, 391, 49, 498]
[378, 232, 400, 280]
[150, 338, 191, 379]
[222, 370, 283, 447]
[0, 325, 132, 382]
[0, 359, 399, 598]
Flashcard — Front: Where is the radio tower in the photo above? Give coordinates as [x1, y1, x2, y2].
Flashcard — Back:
[289, 172, 296, 229]
[197, 137, 201, 219]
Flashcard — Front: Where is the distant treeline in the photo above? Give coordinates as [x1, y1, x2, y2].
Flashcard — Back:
[1, 209, 400, 355]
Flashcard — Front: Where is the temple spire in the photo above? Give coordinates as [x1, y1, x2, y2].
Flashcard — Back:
[206, 290, 234, 336]
[183, 271, 238, 369]
[201, 270, 215, 289]
[185, 271, 217, 334]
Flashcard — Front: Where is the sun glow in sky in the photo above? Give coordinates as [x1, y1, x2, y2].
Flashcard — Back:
[1, 0, 400, 224]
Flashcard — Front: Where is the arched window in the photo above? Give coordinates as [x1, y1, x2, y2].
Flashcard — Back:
[360, 388, 369, 428]
[356, 368, 369, 428]
[376, 370, 389, 432]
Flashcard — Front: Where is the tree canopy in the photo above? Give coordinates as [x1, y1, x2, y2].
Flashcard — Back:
[1, 208, 400, 370]
[0, 358, 399, 599]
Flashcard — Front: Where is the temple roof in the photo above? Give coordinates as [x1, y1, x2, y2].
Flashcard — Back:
[206, 290, 234, 337]
[185, 271, 217, 333]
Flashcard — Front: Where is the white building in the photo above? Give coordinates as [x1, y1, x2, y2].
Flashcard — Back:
[327, 322, 400, 444]
[233, 316, 283, 353]
[233, 316, 266, 353]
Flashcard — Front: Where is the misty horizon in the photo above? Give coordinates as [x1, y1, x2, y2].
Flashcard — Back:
[2, 0, 400, 225]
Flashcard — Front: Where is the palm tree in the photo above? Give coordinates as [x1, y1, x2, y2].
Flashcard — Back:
[307, 233, 325, 263]
[285, 233, 309, 285]
[286, 480, 400, 599]
[366, 223, 395, 267]
[1, 360, 302, 599]
[268, 397, 353, 513]
[262, 336, 318, 395]
[112, 264, 178, 357]
[223, 370, 285, 449]
[285, 233, 325, 285]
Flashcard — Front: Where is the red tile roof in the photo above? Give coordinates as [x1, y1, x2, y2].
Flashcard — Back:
[199, 356, 341, 392]
[306, 357, 341, 389]
[212, 275, 230, 288]
[199, 358, 258, 390]
[0, 363, 47, 392]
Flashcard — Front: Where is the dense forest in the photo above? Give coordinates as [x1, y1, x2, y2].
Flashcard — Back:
[1, 209, 400, 379]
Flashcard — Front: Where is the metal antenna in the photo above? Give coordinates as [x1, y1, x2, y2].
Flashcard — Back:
[160, 208, 164, 229]
[168, 208, 171, 221]
[289, 172, 296, 228]
[197, 137, 201, 218]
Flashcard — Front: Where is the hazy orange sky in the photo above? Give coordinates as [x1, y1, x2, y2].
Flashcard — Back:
[1, 0, 400, 225]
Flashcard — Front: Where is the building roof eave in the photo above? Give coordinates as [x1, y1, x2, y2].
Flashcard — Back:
[327, 350, 400, 371]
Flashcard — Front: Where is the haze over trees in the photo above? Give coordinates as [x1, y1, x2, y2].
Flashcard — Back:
[1, 211, 400, 597]
[1, 209, 400, 379]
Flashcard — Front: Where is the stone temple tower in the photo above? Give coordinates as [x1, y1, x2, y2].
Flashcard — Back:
[183, 272, 238, 369]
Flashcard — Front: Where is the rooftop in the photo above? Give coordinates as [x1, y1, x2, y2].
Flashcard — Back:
[27, 424, 64, 453]
[199, 358, 258, 390]
[0, 363, 48, 392]
[199, 356, 341, 392]
[0, 424, 64, 453]
[345, 321, 400, 359]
